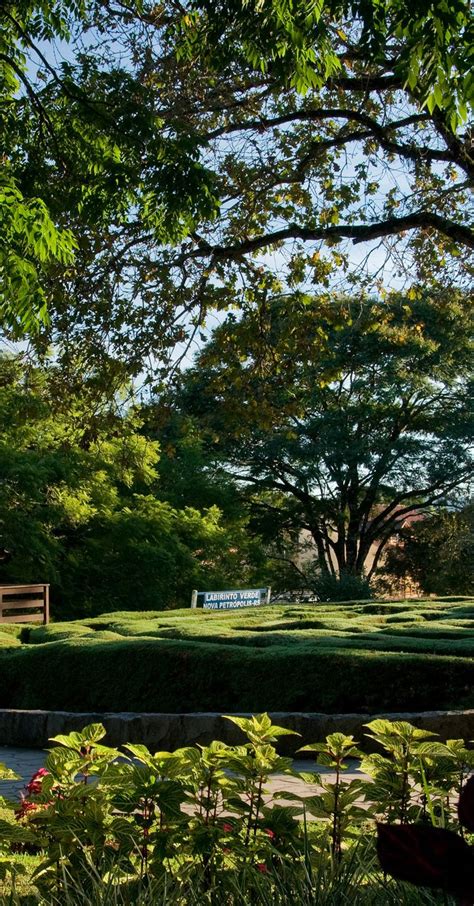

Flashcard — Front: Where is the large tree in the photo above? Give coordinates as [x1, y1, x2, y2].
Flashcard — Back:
[2, 0, 472, 384]
[169, 289, 474, 580]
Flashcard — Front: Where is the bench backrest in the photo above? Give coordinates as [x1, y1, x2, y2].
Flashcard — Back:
[0, 585, 49, 624]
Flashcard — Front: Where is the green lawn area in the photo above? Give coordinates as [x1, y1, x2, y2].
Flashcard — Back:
[0, 598, 473, 713]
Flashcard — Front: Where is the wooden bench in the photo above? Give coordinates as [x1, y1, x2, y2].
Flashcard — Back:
[0, 585, 49, 624]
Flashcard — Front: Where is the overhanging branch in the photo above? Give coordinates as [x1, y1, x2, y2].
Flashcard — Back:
[183, 212, 474, 261]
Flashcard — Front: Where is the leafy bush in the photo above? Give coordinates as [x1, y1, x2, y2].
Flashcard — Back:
[1, 635, 474, 713]
[312, 573, 373, 602]
[0, 715, 471, 904]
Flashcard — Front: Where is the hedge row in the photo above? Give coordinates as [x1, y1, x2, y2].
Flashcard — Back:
[0, 636, 473, 713]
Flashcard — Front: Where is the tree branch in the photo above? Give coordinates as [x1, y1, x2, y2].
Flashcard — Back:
[204, 108, 428, 141]
[205, 108, 463, 172]
[182, 212, 474, 260]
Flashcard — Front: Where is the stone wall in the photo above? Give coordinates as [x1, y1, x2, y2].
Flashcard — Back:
[1, 709, 474, 753]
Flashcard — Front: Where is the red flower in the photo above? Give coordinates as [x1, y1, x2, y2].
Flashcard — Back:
[257, 863, 268, 873]
[223, 823, 232, 832]
[26, 768, 49, 796]
[264, 828, 275, 839]
[16, 768, 54, 820]
[15, 799, 38, 820]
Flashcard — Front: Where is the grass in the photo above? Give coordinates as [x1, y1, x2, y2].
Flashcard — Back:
[0, 868, 457, 905]
[0, 598, 473, 713]
[0, 851, 458, 905]
[0, 820, 459, 905]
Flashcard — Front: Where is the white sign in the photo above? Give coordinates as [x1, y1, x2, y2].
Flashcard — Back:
[191, 588, 270, 610]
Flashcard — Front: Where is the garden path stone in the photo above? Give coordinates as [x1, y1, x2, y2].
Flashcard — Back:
[1, 709, 474, 754]
[0, 746, 368, 804]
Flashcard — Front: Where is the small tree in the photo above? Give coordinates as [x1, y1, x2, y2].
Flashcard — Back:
[382, 504, 474, 596]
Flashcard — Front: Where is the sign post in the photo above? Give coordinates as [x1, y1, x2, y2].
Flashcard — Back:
[190, 587, 271, 611]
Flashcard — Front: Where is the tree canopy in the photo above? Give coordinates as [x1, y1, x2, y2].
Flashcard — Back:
[0, 0, 218, 343]
[1, 0, 472, 384]
[169, 289, 473, 580]
[183, 0, 473, 124]
[169, 0, 473, 306]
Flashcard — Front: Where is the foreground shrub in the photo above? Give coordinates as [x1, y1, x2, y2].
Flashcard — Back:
[378, 776, 474, 904]
[0, 715, 471, 903]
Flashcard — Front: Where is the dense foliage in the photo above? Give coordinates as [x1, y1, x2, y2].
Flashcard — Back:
[1, 0, 220, 342]
[0, 355, 266, 617]
[383, 504, 474, 597]
[184, 0, 474, 123]
[1, 599, 474, 713]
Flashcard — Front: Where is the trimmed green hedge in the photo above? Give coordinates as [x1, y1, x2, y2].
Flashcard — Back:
[0, 599, 473, 713]
[0, 635, 473, 713]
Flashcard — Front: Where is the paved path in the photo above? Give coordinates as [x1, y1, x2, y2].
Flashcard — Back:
[0, 747, 45, 799]
[0, 747, 367, 802]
